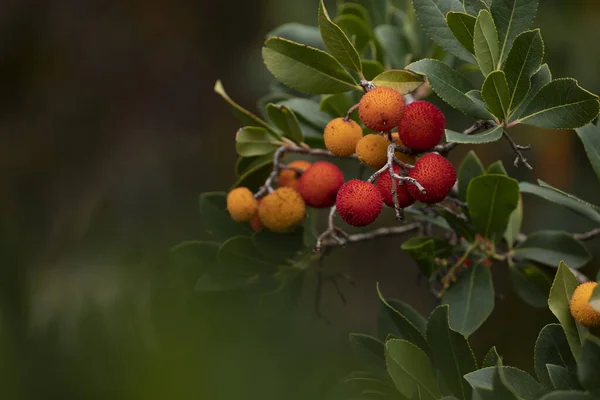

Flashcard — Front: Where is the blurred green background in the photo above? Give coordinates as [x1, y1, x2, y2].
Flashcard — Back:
[1, 0, 600, 398]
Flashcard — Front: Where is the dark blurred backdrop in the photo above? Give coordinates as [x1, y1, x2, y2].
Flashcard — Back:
[1, 0, 600, 399]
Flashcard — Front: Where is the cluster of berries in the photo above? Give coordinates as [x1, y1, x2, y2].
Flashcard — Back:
[226, 86, 457, 233]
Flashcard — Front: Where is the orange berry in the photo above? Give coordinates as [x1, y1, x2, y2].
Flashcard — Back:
[397, 101, 446, 151]
[324, 118, 363, 157]
[258, 188, 306, 232]
[570, 282, 600, 328]
[297, 161, 345, 208]
[407, 153, 456, 204]
[279, 160, 312, 189]
[358, 87, 404, 132]
[356, 134, 389, 169]
[336, 180, 383, 227]
[226, 187, 258, 222]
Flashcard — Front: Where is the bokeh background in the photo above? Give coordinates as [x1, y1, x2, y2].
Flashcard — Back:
[1, 0, 600, 398]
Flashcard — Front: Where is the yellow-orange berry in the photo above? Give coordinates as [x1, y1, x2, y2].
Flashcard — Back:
[358, 87, 404, 132]
[258, 188, 306, 232]
[336, 180, 383, 227]
[297, 161, 345, 208]
[226, 187, 258, 222]
[391, 132, 417, 166]
[279, 160, 312, 189]
[356, 134, 389, 169]
[323, 118, 363, 156]
[570, 282, 600, 328]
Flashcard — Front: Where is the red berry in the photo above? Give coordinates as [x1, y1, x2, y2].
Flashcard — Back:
[397, 101, 446, 151]
[297, 161, 344, 208]
[374, 164, 415, 208]
[407, 153, 456, 204]
[336, 180, 383, 227]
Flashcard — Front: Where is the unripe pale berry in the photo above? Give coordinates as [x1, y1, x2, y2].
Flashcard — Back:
[358, 87, 404, 132]
[570, 282, 600, 328]
[226, 187, 258, 222]
[297, 161, 344, 208]
[279, 160, 312, 189]
[397, 101, 446, 151]
[324, 118, 363, 157]
[258, 188, 306, 232]
[336, 179, 383, 227]
[391, 132, 417, 165]
[356, 134, 389, 169]
[407, 153, 456, 204]
[375, 164, 415, 208]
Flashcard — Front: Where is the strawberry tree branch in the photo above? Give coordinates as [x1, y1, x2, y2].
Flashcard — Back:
[503, 130, 533, 170]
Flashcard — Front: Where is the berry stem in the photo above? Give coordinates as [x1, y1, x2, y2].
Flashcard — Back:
[344, 103, 359, 121]
[502, 130, 533, 170]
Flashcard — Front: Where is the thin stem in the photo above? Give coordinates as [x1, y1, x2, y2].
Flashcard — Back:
[574, 227, 600, 241]
[345, 103, 359, 121]
[319, 223, 422, 249]
[503, 130, 533, 170]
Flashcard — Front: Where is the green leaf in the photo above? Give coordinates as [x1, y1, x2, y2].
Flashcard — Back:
[278, 98, 331, 130]
[235, 152, 274, 177]
[349, 333, 386, 366]
[407, 59, 493, 120]
[218, 236, 275, 276]
[463, 0, 489, 15]
[371, 70, 424, 94]
[441, 210, 477, 242]
[303, 208, 319, 248]
[442, 263, 494, 337]
[467, 174, 520, 241]
[266, 104, 304, 143]
[446, 12, 476, 54]
[361, 60, 386, 81]
[170, 241, 219, 281]
[374, 25, 409, 69]
[199, 192, 253, 241]
[590, 283, 600, 313]
[376, 284, 431, 353]
[412, 0, 476, 63]
[539, 391, 598, 400]
[214, 80, 279, 137]
[504, 30, 544, 112]
[548, 262, 584, 361]
[473, 10, 499, 77]
[346, 0, 388, 26]
[385, 339, 442, 400]
[266, 23, 325, 49]
[232, 154, 274, 190]
[334, 14, 374, 54]
[514, 231, 591, 269]
[519, 79, 600, 129]
[402, 237, 452, 278]
[578, 337, 600, 396]
[446, 125, 503, 144]
[491, 0, 539, 63]
[482, 71, 511, 120]
[482, 346, 501, 368]
[519, 181, 600, 224]
[320, 93, 355, 118]
[262, 37, 360, 94]
[504, 194, 522, 248]
[511, 63, 552, 121]
[339, 3, 372, 27]
[318, 0, 362, 72]
[464, 367, 546, 400]
[236, 127, 282, 157]
[510, 263, 551, 308]
[386, 299, 428, 335]
[575, 120, 600, 182]
[426, 305, 477, 400]
[252, 228, 304, 262]
[259, 268, 304, 313]
[487, 161, 508, 175]
[546, 365, 581, 391]
[458, 150, 485, 202]
[534, 324, 577, 390]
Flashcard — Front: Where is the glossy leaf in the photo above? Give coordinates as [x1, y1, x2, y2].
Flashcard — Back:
[473, 10, 499, 76]
[504, 30, 544, 112]
[482, 346, 501, 368]
[385, 339, 442, 400]
[446, 12, 476, 54]
[318, 0, 362, 72]
[266, 104, 304, 143]
[412, 0, 476, 63]
[458, 150, 485, 201]
[514, 231, 591, 269]
[361, 60, 386, 80]
[199, 192, 253, 241]
[467, 174, 520, 241]
[575, 120, 600, 182]
[482, 71, 511, 120]
[463, 0, 489, 15]
[339, 3, 372, 27]
[235, 127, 281, 157]
[510, 263, 551, 308]
[218, 236, 275, 276]
[402, 237, 452, 278]
[446, 125, 503, 144]
[442, 263, 494, 337]
[519, 79, 600, 129]
[407, 59, 493, 120]
[511, 63, 552, 121]
[334, 14, 374, 54]
[278, 98, 331, 130]
[347, 0, 388, 26]
[491, 0, 539, 63]
[262, 37, 360, 94]
[349, 333, 386, 366]
[232, 154, 273, 190]
[546, 365, 581, 391]
[464, 366, 546, 400]
[374, 25, 409, 69]
[371, 70, 424, 94]
[487, 161, 508, 175]
[426, 305, 477, 400]
[170, 241, 219, 280]
[578, 337, 600, 396]
[504, 194, 523, 248]
[534, 324, 577, 390]
[386, 299, 428, 335]
[266, 23, 325, 49]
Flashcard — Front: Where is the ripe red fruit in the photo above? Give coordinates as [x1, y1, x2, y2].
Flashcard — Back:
[397, 101, 446, 151]
[407, 153, 456, 204]
[375, 164, 415, 208]
[358, 87, 404, 132]
[336, 180, 383, 227]
[297, 161, 344, 208]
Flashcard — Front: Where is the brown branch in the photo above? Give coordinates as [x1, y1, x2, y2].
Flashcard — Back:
[503, 130, 533, 170]
[319, 223, 422, 248]
[574, 228, 600, 241]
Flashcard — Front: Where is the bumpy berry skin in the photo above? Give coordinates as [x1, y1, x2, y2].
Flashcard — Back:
[258, 188, 306, 232]
[358, 87, 405, 132]
[297, 161, 345, 208]
[227, 187, 258, 222]
[407, 153, 456, 204]
[324, 118, 363, 157]
[397, 101, 446, 151]
[279, 160, 312, 190]
[336, 180, 383, 227]
[570, 282, 600, 328]
[391, 132, 417, 165]
[356, 134, 389, 169]
[375, 164, 415, 208]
